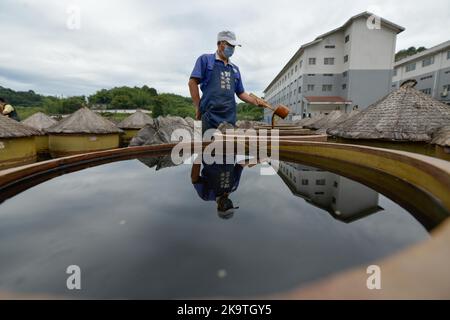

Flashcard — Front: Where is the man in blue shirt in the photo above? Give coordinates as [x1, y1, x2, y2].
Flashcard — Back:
[191, 153, 260, 219]
[188, 31, 261, 133]
[192, 155, 243, 219]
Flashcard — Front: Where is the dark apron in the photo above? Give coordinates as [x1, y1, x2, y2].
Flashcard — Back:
[202, 162, 237, 197]
[201, 61, 237, 129]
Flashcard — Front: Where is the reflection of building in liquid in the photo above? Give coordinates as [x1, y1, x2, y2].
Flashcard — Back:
[277, 161, 383, 223]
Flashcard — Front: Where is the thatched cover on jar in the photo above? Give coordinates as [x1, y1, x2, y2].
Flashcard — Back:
[327, 81, 450, 141]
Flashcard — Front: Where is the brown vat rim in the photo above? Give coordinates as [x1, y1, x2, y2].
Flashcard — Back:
[0, 140, 449, 216]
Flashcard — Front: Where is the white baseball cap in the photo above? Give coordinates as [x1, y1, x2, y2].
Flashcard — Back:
[217, 30, 242, 47]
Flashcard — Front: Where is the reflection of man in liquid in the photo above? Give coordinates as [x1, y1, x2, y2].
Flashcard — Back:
[191, 154, 253, 219]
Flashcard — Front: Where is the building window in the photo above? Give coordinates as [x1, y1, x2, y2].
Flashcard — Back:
[406, 63, 416, 72]
[316, 179, 326, 185]
[301, 179, 308, 185]
[333, 181, 338, 188]
[298, 86, 301, 93]
[332, 197, 336, 204]
[393, 68, 398, 76]
[344, 55, 349, 63]
[308, 74, 316, 76]
[295, 65, 297, 72]
[420, 75, 433, 81]
[342, 84, 347, 90]
[307, 84, 315, 91]
[315, 192, 324, 195]
[300, 60, 303, 68]
[345, 35, 350, 43]
[421, 88, 432, 95]
[322, 84, 332, 92]
[324, 57, 335, 65]
[325, 45, 336, 49]
[309, 58, 316, 65]
[324, 74, 333, 76]
[343, 71, 348, 78]
[422, 56, 434, 67]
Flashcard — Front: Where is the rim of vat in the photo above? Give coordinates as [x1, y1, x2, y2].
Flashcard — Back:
[0, 140, 448, 228]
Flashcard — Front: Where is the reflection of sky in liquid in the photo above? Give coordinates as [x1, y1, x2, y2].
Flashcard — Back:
[0, 157, 428, 299]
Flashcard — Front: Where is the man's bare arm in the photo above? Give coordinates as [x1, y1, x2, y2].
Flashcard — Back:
[191, 163, 201, 183]
[238, 92, 264, 107]
[188, 78, 201, 120]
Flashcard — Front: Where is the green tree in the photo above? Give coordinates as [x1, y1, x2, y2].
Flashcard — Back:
[0, 86, 44, 107]
[89, 89, 111, 104]
[237, 102, 263, 121]
[61, 96, 85, 113]
[42, 97, 63, 114]
[395, 46, 427, 61]
[142, 85, 157, 96]
[152, 98, 164, 117]
[111, 94, 135, 109]
[417, 46, 426, 53]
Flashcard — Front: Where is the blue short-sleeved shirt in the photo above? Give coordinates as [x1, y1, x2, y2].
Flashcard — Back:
[190, 53, 245, 94]
[193, 162, 244, 201]
[190, 53, 245, 128]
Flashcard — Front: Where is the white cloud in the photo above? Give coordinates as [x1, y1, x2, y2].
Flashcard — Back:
[0, 0, 449, 97]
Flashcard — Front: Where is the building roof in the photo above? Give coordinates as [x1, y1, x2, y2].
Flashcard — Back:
[304, 96, 352, 104]
[22, 112, 57, 133]
[327, 81, 450, 141]
[46, 107, 122, 134]
[314, 11, 405, 41]
[117, 109, 154, 129]
[0, 115, 41, 138]
[394, 40, 450, 67]
[263, 11, 405, 93]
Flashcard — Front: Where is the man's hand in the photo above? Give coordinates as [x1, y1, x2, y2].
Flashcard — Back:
[195, 108, 201, 120]
[191, 163, 201, 183]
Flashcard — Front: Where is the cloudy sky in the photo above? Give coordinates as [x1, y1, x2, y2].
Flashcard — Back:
[1, 0, 449, 98]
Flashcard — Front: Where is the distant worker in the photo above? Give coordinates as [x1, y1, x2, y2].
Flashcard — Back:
[0, 98, 20, 121]
[188, 30, 261, 134]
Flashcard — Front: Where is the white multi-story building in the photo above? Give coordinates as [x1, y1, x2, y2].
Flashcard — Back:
[277, 161, 382, 223]
[392, 41, 450, 104]
[262, 12, 404, 122]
